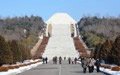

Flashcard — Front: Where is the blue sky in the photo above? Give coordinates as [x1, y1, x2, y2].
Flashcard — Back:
[0, 0, 120, 21]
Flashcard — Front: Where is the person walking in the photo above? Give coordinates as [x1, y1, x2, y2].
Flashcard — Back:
[42, 57, 45, 64]
[68, 57, 71, 64]
[59, 56, 62, 64]
[45, 57, 48, 64]
[53, 56, 57, 64]
[82, 57, 88, 73]
[88, 58, 95, 73]
[55, 56, 57, 64]
[95, 59, 101, 72]
[81, 57, 84, 68]
[53, 57, 55, 64]
[91, 58, 95, 72]
[74, 57, 77, 64]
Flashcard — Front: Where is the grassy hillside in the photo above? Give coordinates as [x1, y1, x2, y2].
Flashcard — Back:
[0, 16, 45, 49]
[78, 16, 120, 48]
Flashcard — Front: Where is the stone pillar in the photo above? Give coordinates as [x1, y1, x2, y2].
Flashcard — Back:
[70, 24, 77, 37]
[46, 24, 52, 37]
[75, 24, 79, 37]
[74, 24, 77, 37]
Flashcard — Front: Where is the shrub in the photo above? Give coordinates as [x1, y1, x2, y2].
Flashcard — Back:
[0, 67, 9, 72]
[111, 66, 120, 71]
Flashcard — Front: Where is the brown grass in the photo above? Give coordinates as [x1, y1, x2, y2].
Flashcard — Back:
[0, 67, 9, 72]
[7, 66, 15, 69]
[100, 64, 120, 71]
[0, 59, 41, 72]
[111, 66, 120, 71]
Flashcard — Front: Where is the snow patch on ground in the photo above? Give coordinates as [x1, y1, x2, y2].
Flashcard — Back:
[100, 67, 120, 75]
[0, 60, 42, 75]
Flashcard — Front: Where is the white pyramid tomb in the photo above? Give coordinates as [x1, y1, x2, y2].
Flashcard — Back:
[42, 13, 79, 59]
[46, 13, 77, 25]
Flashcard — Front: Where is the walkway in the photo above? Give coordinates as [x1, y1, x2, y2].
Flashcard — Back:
[17, 61, 105, 75]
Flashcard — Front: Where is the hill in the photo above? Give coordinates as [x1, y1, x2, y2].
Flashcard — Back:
[0, 16, 45, 40]
[78, 16, 120, 65]
[78, 16, 120, 47]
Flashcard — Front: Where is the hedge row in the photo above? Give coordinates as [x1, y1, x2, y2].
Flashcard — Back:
[0, 35, 31, 66]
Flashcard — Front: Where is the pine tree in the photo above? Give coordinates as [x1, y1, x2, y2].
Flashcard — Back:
[111, 35, 120, 65]
[8, 40, 22, 63]
[99, 40, 113, 63]
[0, 35, 13, 66]
[19, 44, 31, 62]
[94, 43, 102, 59]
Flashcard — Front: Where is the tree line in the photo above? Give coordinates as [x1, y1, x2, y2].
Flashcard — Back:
[78, 16, 120, 66]
[0, 35, 31, 66]
[0, 15, 45, 41]
[93, 35, 120, 66]
[78, 16, 120, 41]
[0, 15, 45, 66]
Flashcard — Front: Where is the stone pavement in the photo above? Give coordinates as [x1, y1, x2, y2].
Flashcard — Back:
[17, 60, 106, 75]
